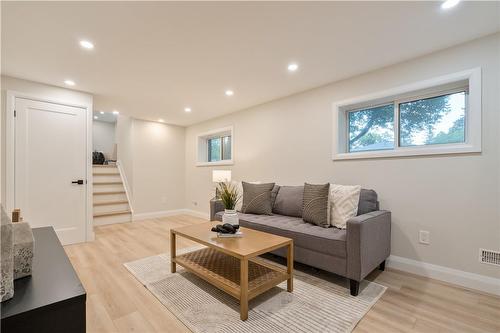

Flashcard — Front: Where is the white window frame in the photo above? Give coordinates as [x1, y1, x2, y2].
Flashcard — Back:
[196, 126, 234, 166]
[332, 68, 481, 160]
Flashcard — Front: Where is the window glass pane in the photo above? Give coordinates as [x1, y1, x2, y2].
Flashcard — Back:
[222, 136, 231, 160]
[348, 104, 394, 152]
[208, 138, 221, 162]
[399, 91, 466, 147]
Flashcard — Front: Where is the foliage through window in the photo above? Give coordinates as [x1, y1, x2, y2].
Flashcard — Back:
[349, 104, 394, 152]
[347, 88, 467, 153]
[208, 136, 231, 162]
[399, 92, 466, 146]
[222, 136, 231, 160]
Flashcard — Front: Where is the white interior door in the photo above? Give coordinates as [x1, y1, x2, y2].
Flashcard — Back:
[14, 97, 87, 244]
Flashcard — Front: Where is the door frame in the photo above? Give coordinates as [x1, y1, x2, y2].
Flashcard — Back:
[5, 90, 94, 242]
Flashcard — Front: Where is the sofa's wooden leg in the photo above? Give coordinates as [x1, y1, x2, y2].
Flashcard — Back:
[379, 260, 386, 271]
[350, 279, 359, 296]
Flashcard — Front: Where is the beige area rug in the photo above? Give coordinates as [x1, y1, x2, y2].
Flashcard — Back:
[124, 247, 386, 333]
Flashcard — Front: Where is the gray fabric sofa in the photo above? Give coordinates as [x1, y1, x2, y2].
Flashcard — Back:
[210, 186, 391, 296]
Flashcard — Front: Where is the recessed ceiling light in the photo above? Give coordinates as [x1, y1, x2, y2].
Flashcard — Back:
[225, 90, 234, 96]
[94, 116, 98, 119]
[184, 107, 192, 112]
[112, 110, 119, 115]
[158, 119, 165, 123]
[64, 80, 75, 86]
[100, 111, 104, 114]
[441, 0, 460, 9]
[287, 63, 299, 72]
[79, 40, 94, 49]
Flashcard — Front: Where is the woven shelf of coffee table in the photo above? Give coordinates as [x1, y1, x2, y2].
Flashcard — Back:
[174, 248, 289, 299]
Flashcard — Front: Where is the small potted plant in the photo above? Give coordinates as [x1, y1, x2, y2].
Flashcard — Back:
[217, 182, 240, 226]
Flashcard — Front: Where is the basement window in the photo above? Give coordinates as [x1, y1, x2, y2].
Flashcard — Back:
[197, 126, 233, 166]
[333, 68, 481, 160]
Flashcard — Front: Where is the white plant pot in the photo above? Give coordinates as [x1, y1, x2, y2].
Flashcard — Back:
[222, 209, 239, 226]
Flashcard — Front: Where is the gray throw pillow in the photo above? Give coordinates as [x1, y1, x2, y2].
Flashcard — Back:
[241, 182, 276, 215]
[273, 185, 304, 217]
[302, 183, 330, 227]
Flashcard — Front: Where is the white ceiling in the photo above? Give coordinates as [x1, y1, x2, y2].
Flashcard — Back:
[2, 1, 499, 126]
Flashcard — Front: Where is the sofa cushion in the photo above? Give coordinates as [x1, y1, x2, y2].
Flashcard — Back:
[357, 189, 378, 215]
[272, 185, 303, 217]
[302, 183, 330, 228]
[215, 212, 346, 258]
[241, 182, 275, 215]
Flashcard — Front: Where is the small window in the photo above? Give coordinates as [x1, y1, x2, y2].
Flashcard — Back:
[333, 68, 481, 160]
[197, 126, 234, 166]
[207, 135, 231, 162]
[348, 104, 394, 152]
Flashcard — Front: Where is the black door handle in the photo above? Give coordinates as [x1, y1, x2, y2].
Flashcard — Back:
[72, 180, 84, 185]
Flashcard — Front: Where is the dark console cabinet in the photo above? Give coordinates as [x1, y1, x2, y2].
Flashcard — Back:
[1, 227, 86, 333]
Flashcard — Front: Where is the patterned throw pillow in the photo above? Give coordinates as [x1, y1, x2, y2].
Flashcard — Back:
[241, 182, 276, 215]
[232, 181, 260, 212]
[302, 183, 330, 228]
[330, 184, 361, 229]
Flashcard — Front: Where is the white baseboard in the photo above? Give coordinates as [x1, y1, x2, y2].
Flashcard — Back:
[182, 209, 210, 220]
[133, 209, 188, 221]
[387, 255, 500, 296]
[133, 209, 210, 221]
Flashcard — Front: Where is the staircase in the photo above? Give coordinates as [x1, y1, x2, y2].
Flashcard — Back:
[93, 165, 132, 225]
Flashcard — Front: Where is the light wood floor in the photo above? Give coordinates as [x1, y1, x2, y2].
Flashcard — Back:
[64, 215, 500, 333]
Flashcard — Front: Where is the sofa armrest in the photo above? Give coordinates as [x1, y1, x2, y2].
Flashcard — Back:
[346, 210, 391, 281]
[210, 199, 225, 221]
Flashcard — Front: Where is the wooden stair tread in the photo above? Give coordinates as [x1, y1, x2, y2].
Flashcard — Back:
[92, 164, 117, 168]
[93, 210, 131, 217]
[93, 172, 120, 175]
[93, 191, 126, 195]
[93, 200, 128, 206]
[93, 181, 123, 185]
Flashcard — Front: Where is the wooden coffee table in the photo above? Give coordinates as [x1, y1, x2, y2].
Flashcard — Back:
[170, 222, 293, 320]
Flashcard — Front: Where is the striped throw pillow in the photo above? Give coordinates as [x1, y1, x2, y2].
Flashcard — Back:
[302, 183, 330, 228]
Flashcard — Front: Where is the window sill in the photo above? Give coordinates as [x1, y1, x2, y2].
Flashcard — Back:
[333, 144, 480, 161]
[196, 160, 234, 167]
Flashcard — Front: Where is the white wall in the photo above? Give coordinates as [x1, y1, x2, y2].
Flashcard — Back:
[116, 116, 186, 215]
[92, 120, 116, 159]
[185, 33, 500, 280]
[116, 115, 134, 195]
